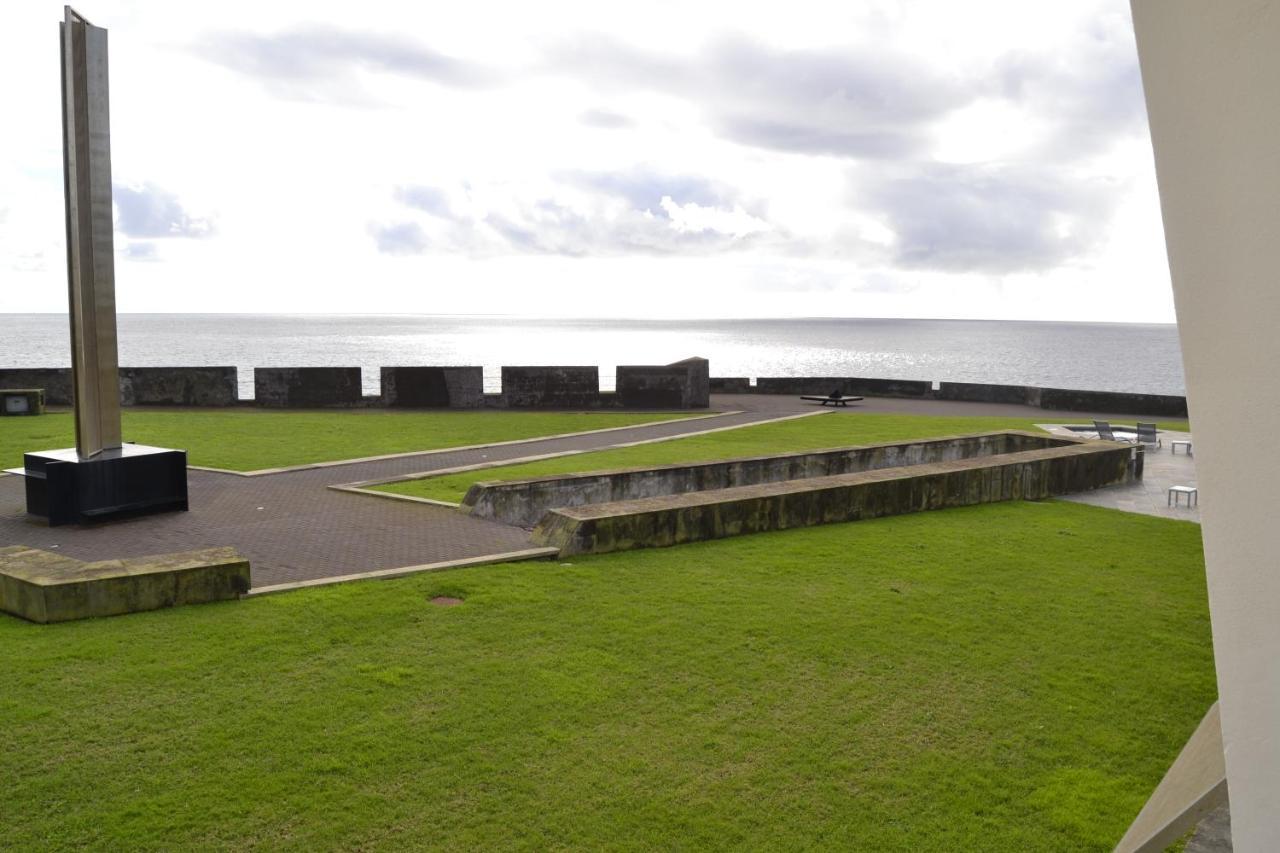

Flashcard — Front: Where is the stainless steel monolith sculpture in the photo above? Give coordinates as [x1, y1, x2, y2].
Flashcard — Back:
[20, 7, 188, 526]
[61, 5, 123, 458]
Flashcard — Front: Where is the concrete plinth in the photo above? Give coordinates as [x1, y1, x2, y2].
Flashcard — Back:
[0, 545, 250, 623]
[22, 444, 188, 526]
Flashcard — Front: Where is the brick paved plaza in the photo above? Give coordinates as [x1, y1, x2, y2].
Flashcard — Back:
[0, 395, 1197, 589]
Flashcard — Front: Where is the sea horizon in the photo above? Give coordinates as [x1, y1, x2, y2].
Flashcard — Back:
[1, 313, 1187, 399]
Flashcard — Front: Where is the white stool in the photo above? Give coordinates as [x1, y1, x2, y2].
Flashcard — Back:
[1168, 485, 1198, 507]
[1171, 440, 1193, 455]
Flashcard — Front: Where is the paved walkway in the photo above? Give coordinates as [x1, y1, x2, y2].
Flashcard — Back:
[0, 406, 798, 587]
[0, 395, 1198, 588]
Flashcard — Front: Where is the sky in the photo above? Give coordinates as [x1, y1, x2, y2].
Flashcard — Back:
[0, 0, 1176, 321]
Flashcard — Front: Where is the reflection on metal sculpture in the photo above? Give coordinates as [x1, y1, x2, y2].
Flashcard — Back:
[61, 5, 122, 458]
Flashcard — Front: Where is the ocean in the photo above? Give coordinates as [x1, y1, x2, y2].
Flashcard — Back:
[2, 314, 1186, 401]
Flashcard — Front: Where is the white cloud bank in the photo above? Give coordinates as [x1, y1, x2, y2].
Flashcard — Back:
[0, 0, 1173, 321]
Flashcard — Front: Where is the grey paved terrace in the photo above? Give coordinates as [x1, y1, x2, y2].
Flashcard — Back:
[1041, 424, 1200, 522]
[0, 395, 1196, 588]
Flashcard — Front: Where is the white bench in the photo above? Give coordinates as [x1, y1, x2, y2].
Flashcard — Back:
[1168, 485, 1198, 508]
[1171, 440, 1193, 455]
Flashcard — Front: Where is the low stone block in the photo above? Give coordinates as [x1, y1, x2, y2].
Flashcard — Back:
[381, 366, 484, 408]
[0, 546, 250, 623]
[1, 389, 45, 416]
[254, 367, 363, 407]
[670, 357, 710, 407]
[120, 367, 238, 406]
[616, 365, 690, 408]
[501, 366, 600, 408]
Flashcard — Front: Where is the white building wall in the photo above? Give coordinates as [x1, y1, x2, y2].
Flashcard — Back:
[1129, 2, 1280, 849]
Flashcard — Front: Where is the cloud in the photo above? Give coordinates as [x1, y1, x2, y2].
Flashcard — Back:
[557, 167, 739, 212]
[123, 241, 159, 261]
[578, 108, 634, 129]
[548, 22, 1147, 166]
[991, 21, 1147, 157]
[113, 184, 214, 238]
[377, 168, 777, 258]
[478, 198, 772, 257]
[194, 26, 497, 104]
[714, 116, 919, 160]
[865, 163, 1115, 273]
[369, 221, 430, 255]
[394, 185, 452, 218]
[548, 34, 962, 160]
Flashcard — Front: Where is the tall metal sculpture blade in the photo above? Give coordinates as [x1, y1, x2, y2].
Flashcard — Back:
[61, 5, 122, 458]
[20, 7, 188, 526]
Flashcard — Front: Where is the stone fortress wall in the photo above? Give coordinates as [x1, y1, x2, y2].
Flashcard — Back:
[1, 361, 1187, 416]
[0, 358, 712, 410]
[711, 376, 1188, 418]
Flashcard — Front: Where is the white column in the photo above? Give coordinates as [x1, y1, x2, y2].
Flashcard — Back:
[1130, 2, 1280, 849]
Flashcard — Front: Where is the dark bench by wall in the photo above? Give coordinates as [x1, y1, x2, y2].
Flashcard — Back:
[381, 366, 484, 408]
[254, 367, 363, 408]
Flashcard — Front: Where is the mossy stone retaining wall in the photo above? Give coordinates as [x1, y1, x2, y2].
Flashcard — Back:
[464, 431, 1070, 528]
[531, 440, 1135, 555]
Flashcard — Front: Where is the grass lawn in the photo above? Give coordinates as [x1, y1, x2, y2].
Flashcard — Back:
[378, 412, 1191, 504]
[0, 408, 704, 472]
[0, 500, 1212, 850]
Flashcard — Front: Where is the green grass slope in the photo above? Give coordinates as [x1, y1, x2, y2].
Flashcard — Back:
[0, 501, 1212, 851]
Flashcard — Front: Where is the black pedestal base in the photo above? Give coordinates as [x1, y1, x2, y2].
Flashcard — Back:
[23, 445, 189, 526]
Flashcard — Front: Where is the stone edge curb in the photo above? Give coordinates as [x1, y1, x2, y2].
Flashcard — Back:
[245, 547, 561, 597]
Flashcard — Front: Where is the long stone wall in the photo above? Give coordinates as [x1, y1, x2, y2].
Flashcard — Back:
[0, 369, 74, 406]
[380, 366, 484, 408]
[0, 367, 237, 406]
[714, 375, 1189, 417]
[465, 431, 1067, 527]
[710, 376, 751, 393]
[0, 361, 709, 409]
[754, 376, 935, 398]
[1033, 386, 1188, 418]
[2, 361, 1182, 415]
[533, 438, 1136, 556]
